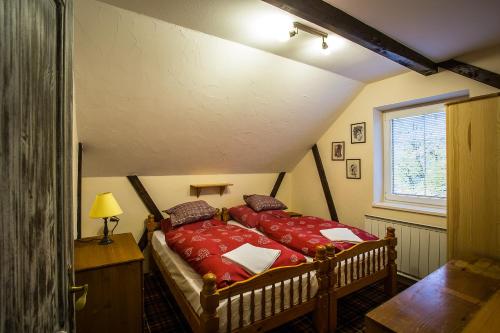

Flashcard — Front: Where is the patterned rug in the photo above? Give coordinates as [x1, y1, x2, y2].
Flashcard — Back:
[143, 272, 412, 333]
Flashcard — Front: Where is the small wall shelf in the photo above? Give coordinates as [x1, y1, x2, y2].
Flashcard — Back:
[190, 183, 233, 197]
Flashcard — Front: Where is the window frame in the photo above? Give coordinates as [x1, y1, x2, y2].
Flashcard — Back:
[382, 103, 447, 208]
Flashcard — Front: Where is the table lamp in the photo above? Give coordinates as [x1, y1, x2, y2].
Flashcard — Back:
[89, 192, 123, 245]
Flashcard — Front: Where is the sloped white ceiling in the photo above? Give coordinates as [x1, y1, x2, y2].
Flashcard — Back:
[96, 0, 408, 83]
[75, 0, 363, 176]
[324, 0, 500, 62]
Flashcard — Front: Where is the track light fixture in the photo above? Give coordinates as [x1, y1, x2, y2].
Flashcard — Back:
[289, 22, 329, 50]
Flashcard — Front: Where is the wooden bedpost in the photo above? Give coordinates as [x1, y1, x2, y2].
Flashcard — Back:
[313, 245, 329, 333]
[146, 214, 159, 241]
[221, 207, 230, 222]
[147, 214, 160, 272]
[384, 227, 398, 297]
[324, 243, 335, 258]
[200, 273, 220, 333]
[213, 208, 222, 221]
[324, 243, 338, 332]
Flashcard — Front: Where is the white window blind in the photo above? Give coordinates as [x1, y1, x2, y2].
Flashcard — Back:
[384, 105, 446, 206]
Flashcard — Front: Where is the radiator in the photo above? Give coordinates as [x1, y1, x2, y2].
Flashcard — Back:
[364, 215, 447, 279]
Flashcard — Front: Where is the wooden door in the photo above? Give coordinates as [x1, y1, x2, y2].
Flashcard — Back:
[447, 94, 500, 261]
[0, 0, 74, 332]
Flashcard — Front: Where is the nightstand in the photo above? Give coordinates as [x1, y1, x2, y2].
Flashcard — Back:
[287, 211, 303, 217]
[74, 233, 144, 333]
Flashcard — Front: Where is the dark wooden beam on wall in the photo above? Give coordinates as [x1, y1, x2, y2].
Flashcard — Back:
[77, 143, 83, 239]
[439, 59, 500, 89]
[270, 172, 286, 197]
[311, 144, 338, 221]
[262, 0, 438, 75]
[126, 175, 164, 250]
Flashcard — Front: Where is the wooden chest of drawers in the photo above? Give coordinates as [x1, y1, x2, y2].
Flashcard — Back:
[74, 233, 144, 333]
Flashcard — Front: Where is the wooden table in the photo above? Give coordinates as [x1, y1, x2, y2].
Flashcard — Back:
[365, 258, 500, 333]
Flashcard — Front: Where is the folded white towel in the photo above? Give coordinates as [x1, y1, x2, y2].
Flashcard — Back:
[222, 243, 281, 275]
[320, 228, 363, 243]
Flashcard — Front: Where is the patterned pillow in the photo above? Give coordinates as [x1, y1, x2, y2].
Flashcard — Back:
[163, 200, 217, 227]
[243, 194, 288, 212]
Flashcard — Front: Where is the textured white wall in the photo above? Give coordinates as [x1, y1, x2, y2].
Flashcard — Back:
[291, 69, 499, 230]
[75, 0, 363, 177]
[81, 173, 292, 241]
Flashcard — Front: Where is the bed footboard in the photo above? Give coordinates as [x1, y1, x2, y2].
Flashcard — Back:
[328, 227, 397, 331]
[199, 245, 330, 333]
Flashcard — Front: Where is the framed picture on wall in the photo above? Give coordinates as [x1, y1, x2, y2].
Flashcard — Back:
[331, 141, 345, 161]
[351, 122, 366, 143]
[346, 159, 361, 179]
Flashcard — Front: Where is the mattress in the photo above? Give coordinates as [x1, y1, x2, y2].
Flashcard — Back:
[152, 227, 319, 332]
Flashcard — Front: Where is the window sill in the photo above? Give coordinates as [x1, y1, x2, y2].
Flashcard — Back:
[372, 201, 446, 217]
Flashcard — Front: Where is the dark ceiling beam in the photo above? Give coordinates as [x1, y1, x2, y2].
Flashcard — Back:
[127, 175, 164, 251]
[262, 0, 438, 75]
[312, 144, 338, 221]
[438, 59, 500, 89]
[270, 172, 286, 197]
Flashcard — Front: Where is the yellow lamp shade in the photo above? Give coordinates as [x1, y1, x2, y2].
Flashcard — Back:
[89, 192, 123, 218]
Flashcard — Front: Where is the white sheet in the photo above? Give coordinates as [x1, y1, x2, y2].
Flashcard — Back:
[222, 243, 281, 274]
[152, 228, 319, 332]
[320, 228, 363, 243]
[227, 220, 314, 262]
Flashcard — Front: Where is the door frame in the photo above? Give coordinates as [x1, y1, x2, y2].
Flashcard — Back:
[55, 0, 75, 330]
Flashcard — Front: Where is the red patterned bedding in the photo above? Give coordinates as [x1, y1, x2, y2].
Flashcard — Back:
[165, 219, 306, 288]
[257, 216, 378, 257]
[228, 204, 289, 228]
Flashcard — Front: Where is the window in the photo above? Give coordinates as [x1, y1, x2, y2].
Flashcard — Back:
[383, 104, 446, 208]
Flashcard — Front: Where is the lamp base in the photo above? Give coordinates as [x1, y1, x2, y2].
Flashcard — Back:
[99, 217, 113, 245]
[99, 236, 113, 245]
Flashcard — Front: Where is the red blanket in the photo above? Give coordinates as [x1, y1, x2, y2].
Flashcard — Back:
[258, 215, 378, 257]
[165, 219, 306, 288]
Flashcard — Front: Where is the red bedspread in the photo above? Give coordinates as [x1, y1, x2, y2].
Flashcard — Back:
[257, 216, 378, 257]
[165, 219, 306, 288]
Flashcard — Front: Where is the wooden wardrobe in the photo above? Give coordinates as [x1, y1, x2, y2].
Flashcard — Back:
[447, 93, 500, 261]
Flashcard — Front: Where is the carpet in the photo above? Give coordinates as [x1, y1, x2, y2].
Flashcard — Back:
[143, 272, 411, 333]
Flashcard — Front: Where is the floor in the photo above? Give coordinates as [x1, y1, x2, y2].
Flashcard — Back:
[143, 272, 412, 333]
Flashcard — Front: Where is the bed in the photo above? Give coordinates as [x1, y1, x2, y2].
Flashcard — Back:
[222, 207, 398, 331]
[146, 211, 334, 333]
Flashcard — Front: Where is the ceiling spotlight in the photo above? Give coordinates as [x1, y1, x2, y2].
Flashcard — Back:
[322, 37, 328, 50]
[288, 22, 332, 55]
[292, 22, 328, 39]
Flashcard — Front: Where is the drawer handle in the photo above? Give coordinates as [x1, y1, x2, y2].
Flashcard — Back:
[69, 284, 88, 311]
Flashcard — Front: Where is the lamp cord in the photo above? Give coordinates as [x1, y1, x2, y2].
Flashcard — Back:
[110, 216, 120, 235]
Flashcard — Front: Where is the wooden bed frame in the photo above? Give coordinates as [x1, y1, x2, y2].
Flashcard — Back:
[146, 210, 397, 333]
